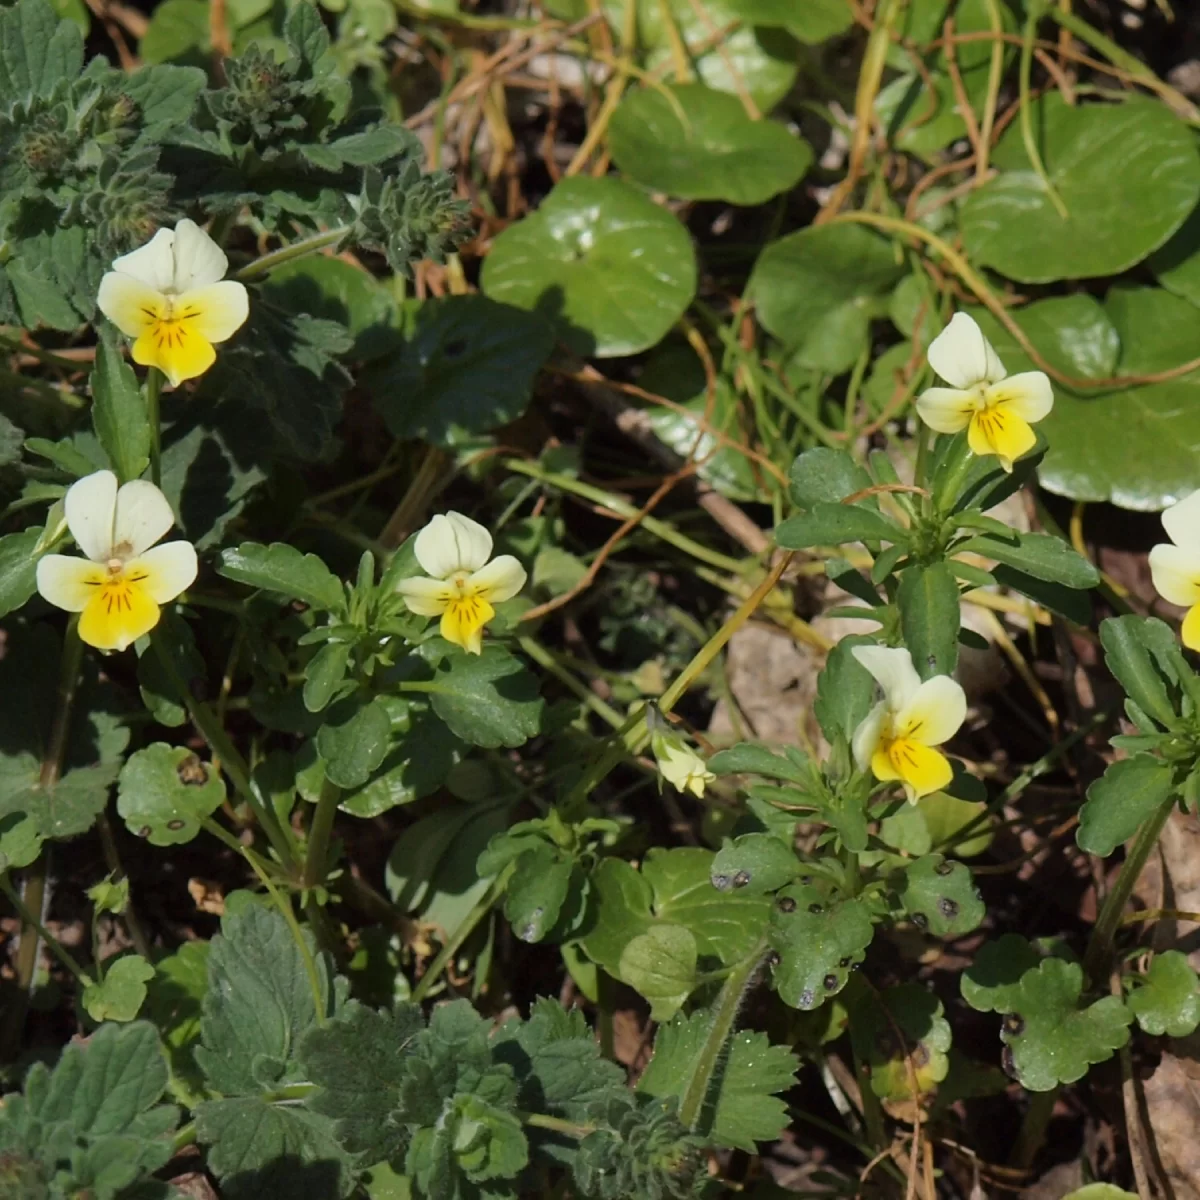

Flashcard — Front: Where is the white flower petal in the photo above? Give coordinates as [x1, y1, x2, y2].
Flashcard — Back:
[915, 387, 978, 434]
[397, 574, 454, 616]
[852, 645, 921, 713]
[170, 218, 229, 292]
[111, 227, 177, 292]
[1149, 542, 1200, 608]
[175, 281, 249, 343]
[65, 470, 119, 562]
[129, 541, 198, 603]
[988, 371, 1053, 424]
[1161, 487, 1200, 556]
[898, 674, 967, 747]
[414, 512, 494, 578]
[928, 312, 1005, 389]
[468, 555, 526, 603]
[97, 272, 164, 338]
[851, 700, 887, 773]
[36, 554, 104, 612]
[112, 480, 176, 558]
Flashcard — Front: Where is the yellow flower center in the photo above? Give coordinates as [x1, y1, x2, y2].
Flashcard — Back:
[77, 558, 160, 652]
[873, 714, 952, 800]
[438, 574, 496, 654]
[141, 294, 202, 350]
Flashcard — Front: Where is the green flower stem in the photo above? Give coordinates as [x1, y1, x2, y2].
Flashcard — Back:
[0, 623, 85, 1060]
[1017, 2, 1069, 219]
[144, 367, 163, 487]
[520, 1112, 595, 1139]
[152, 632, 298, 870]
[172, 1121, 197, 1154]
[410, 862, 516, 1004]
[502, 458, 750, 577]
[0, 871, 94, 989]
[96, 813, 153, 961]
[679, 938, 768, 1130]
[517, 636, 625, 729]
[303, 778, 342, 893]
[235, 226, 352, 282]
[931, 434, 974, 514]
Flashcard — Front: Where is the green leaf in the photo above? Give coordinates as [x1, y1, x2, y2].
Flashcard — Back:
[788, 446, 873, 510]
[139, 0, 208, 62]
[504, 846, 577, 943]
[707, 742, 811, 784]
[316, 695, 393, 789]
[608, 82, 811, 204]
[638, 1012, 799, 1151]
[117, 744, 226, 846]
[365, 295, 554, 445]
[775, 502, 906, 549]
[1099, 615, 1183, 730]
[1077, 755, 1176, 858]
[897, 562, 959, 679]
[217, 542, 347, 614]
[1062, 1189, 1139, 1200]
[749, 224, 905, 374]
[850, 983, 952, 1101]
[920, 790, 993, 858]
[481, 176, 697, 357]
[971, 291, 1200, 510]
[619, 924, 698, 1021]
[0, 0, 84, 109]
[1128, 950, 1200, 1037]
[780, 0, 853, 40]
[896, 855, 984, 937]
[710, 833, 802, 896]
[997, 958, 1132, 1092]
[961, 95, 1200, 283]
[137, 615, 205, 727]
[91, 334, 150, 484]
[953, 532, 1099, 590]
[0, 528, 43, 618]
[426, 644, 544, 749]
[961, 934, 1043, 1013]
[82, 954, 155, 1023]
[303, 641, 352, 714]
[144, 940, 210, 1105]
[813, 634, 877, 743]
[990, 564, 1094, 626]
[769, 883, 874, 1010]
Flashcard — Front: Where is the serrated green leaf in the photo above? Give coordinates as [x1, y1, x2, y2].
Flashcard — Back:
[775, 502, 905, 550]
[710, 833, 801, 896]
[896, 855, 984, 937]
[619, 925, 697, 1021]
[954, 532, 1099, 590]
[851, 983, 952, 1101]
[218, 542, 347, 614]
[117, 744, 226, 846]
[0, 0, 84, 108]
[91, 335, 150, 484]
[83, 955, 155, 1023]
[1100, 615, 1183, 729]
[425, 644, 543, 749]
[638, 1012, 799, 1151]
[998, 958, 1131, 1092]
[504, 845, 575, 943]
[961, 934, 1043, 1013]
[898, 562, 959, 679]
[1127, 950, 1200, 1037]
[1077, 755, 1176, 859]
[769, 884, 874, 1010]
[788, 446, 873, 510]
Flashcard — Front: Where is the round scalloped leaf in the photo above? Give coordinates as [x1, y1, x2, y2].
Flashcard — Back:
[117, 744, 226, 846]
[999, 958, 1132, 1092]
[896, 855, 984, 937]
[619, 924, 697, 1021]
[971, 291, 1200, 511]
[961, 95, 1200, 283]
[961, 934, 1041, 1013]
[608, 83, 812, 205]
[749, 223, 905, 374]
[850, 983, 951, 1101]
[711, 833, 802, 896]
[768, 883, 874, 1010]
[1128, 950, 1200, 1038]
[481, 176, 697, 358]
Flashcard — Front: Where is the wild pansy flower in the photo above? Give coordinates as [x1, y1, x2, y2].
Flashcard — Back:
[851, 645, 967, 802]
[650, 731, 715, 799]
[36, 470, 197, 652]
[397, 512, 526, 655]
[97, 219, 249, 389]
[1148, 487, 1200, 651]
[916, 313, 1053, 472]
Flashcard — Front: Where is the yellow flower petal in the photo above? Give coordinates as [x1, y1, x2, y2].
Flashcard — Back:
[870, 743, 902, 784]
[132, 320, 217, 389]
[884, 738, 953, 801]
[987, 371, 1053, 424]
[896, 675, 967, 748]
[1184, 604, 1200, 652]
[64, 470, 119, 562]
[397, 574, 455, 616]
[96, 272, 165, 339]
[915, 387, 978, 435]
[78, 576, 161, 651]
[36, 555, 107, 612]
[967, 406, 1036, 470]
[127, 541, 198, 604]
[467, 555, 527, 604]
[175, 281, 249, 344]
[440, 593, 495, 654]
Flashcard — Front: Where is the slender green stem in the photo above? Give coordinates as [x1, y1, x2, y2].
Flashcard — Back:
[303, 779, 342, 893]
[679, 940, 768, 1129]
[144, 367, 163, 487]
[96, 814, 153, 961]
[0, 872, 93, 987]
[152, 632, 297, 868]
[517, 636, 625, 729]
[411, 863, 514, 1004]
[0, 328, 86, 373]
[1018, 1, 1068, 219]
[520, 1112, 595, 1138]
[235, 226, 351, 282]
[172, 1121, 197, 1153]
